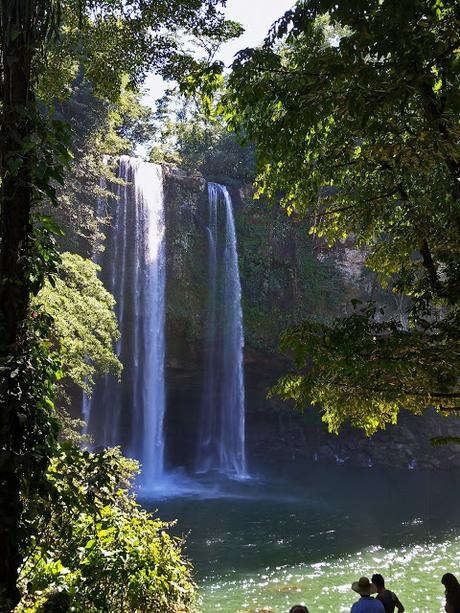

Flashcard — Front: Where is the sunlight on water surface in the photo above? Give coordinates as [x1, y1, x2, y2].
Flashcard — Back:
[150, 460, 460, 613]
[199, 537, 460, 612]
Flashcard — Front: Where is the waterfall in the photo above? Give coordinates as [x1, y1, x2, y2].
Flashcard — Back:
[136, 161, 166, 483]
[196, 183, 247, 478]
[85, 156, 166, 486]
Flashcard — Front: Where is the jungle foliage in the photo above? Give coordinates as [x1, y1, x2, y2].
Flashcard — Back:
[0, 0, 236, 608]
[150, 88, 256, 185]
[53, 78, 154, 255]
[219, 0, 460, 435]
[17, 445, 195, 613]
[37, 252, 121, 400]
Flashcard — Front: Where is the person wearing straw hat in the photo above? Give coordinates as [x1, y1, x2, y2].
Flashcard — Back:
[350, 577, 385, 612]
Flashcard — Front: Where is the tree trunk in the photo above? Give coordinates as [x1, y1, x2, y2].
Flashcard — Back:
[0, 1, 35, 609]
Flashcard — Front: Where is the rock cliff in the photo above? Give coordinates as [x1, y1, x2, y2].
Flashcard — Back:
[162, 167, 460, 472]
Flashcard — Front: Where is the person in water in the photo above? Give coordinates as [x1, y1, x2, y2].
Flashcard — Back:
[350, 576, 385, 612]
[371, 573, 405, 612]
[442, 572, 460, 612]
[289, 606, 309, 613]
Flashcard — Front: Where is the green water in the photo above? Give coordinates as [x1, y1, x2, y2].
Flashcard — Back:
[151, 461, 460, 613]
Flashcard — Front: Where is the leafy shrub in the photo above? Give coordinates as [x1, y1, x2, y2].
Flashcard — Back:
[17, 445, 196, 612]
[37, 252, 122, 398]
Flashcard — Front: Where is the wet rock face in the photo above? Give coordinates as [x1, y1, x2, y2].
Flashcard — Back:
[162, 168, 460, 473]
[246, 404, 460, 472]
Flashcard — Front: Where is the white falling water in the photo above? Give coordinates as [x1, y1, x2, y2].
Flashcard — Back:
[136, 161, 166, 484]
[196, 183, 247, 478]
[84, 156, 166, 487]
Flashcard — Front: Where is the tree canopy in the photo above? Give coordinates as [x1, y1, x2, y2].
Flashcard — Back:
[37, 252, 121, 398]
[219, 0, 460, 434]
[149, 88, 256, 184]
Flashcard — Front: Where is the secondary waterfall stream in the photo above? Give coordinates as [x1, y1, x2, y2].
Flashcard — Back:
[196, 183, 247, 478]
[85, 156, 166, 486]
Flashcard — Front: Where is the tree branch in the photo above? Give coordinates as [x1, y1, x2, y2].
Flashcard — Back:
[327, 380, 460, 399]
[419, 237, 447, 297]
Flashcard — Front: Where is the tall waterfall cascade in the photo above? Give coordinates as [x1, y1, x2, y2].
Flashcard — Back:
[85, 156, 166, 486]
[196, 183, 247, 478]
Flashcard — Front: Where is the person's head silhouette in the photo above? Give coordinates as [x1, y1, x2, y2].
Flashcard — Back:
[442, 573, 460, 592]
